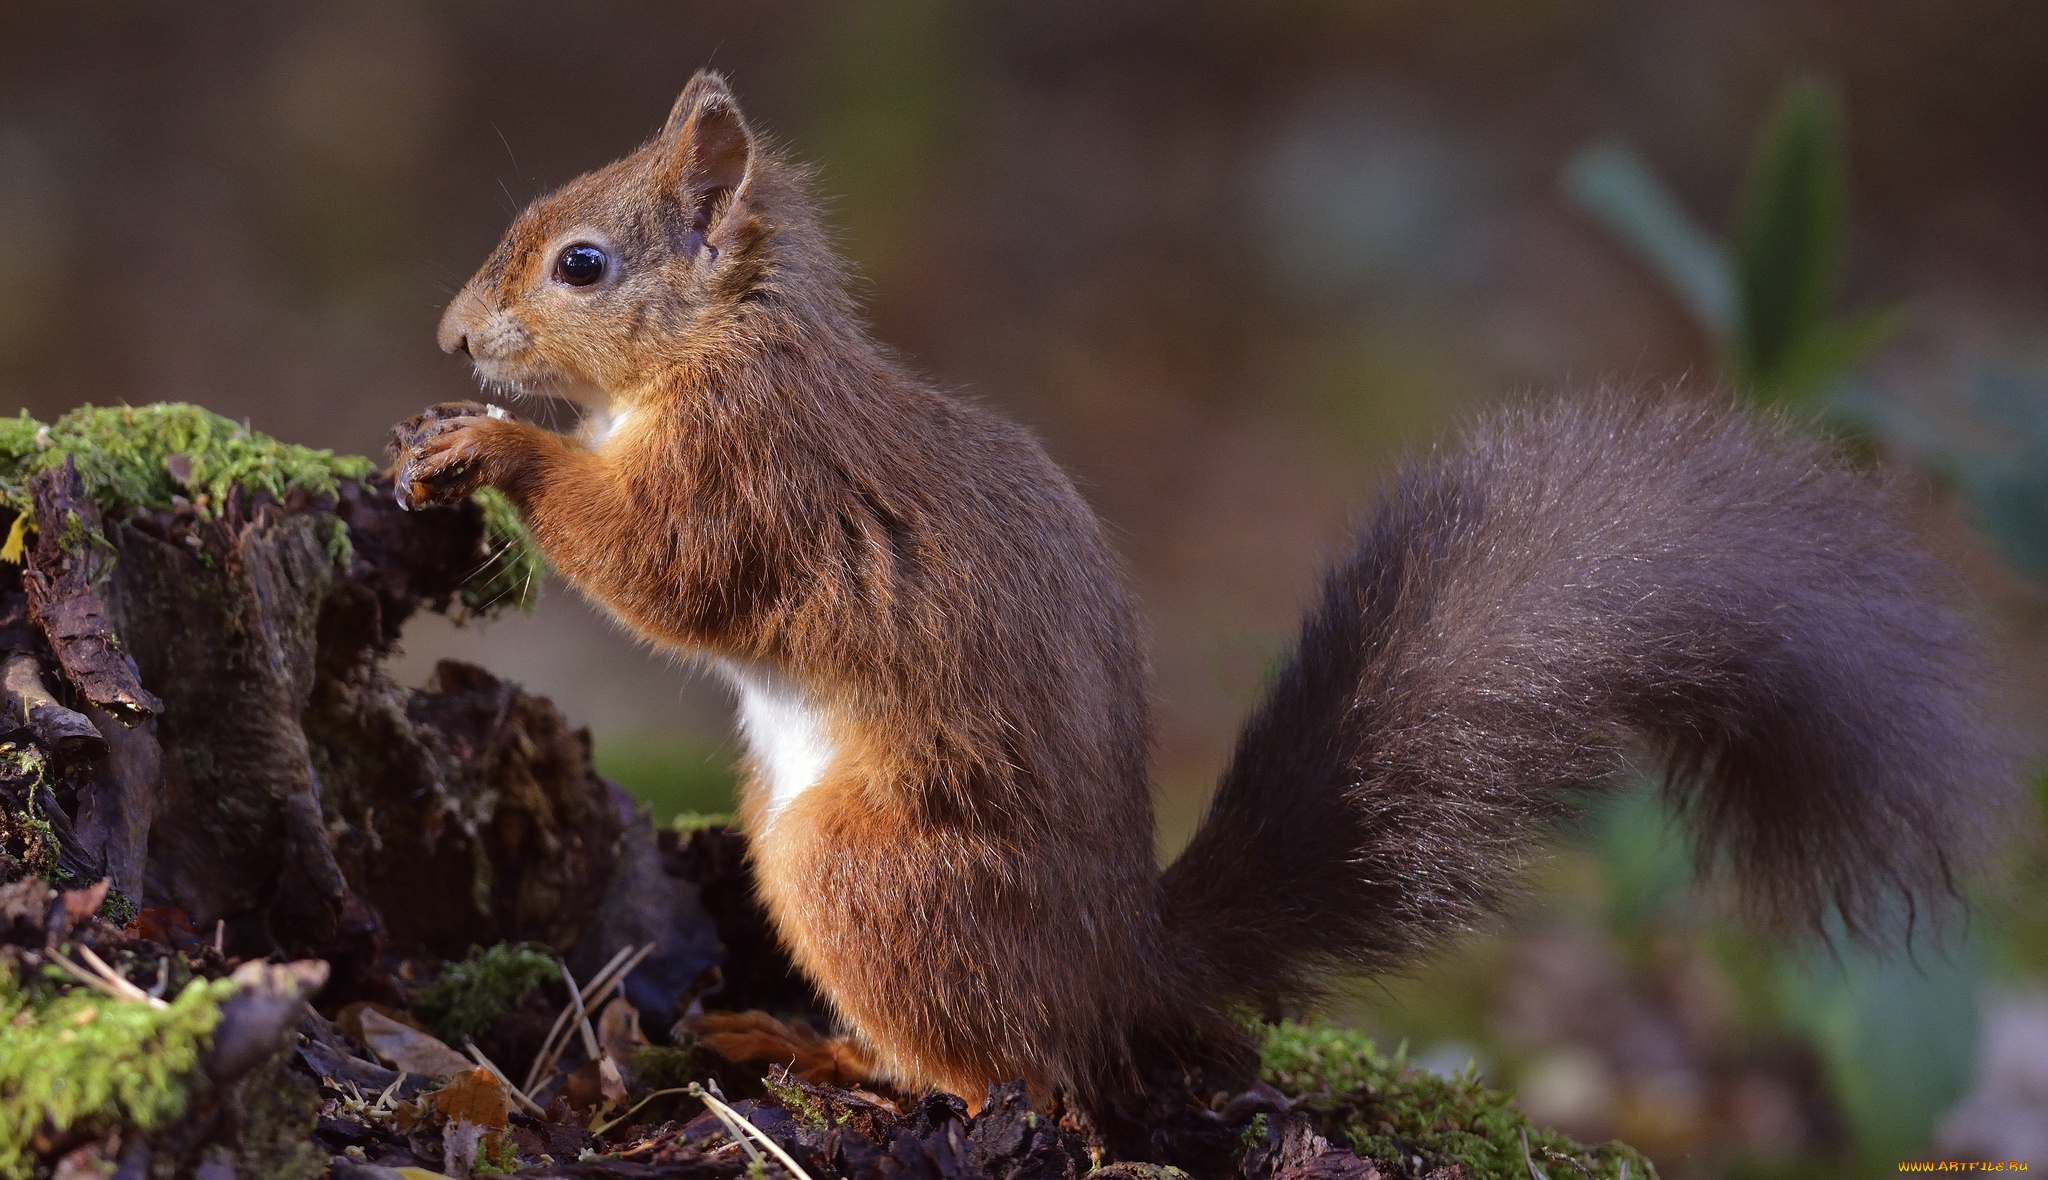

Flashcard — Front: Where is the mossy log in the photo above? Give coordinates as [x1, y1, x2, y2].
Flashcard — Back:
[0, 406, 713, 1010]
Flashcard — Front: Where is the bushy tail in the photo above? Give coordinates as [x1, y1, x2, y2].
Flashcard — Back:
[1161, 390, 2009, 1016]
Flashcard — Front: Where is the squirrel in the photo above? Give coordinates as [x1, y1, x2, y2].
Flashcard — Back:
[395, 71, 2008, 1128]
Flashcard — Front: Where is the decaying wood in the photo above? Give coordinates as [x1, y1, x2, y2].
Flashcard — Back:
[1, 471, 660, 975]
[1, 651, 105, 765]
[22, 457, 162, 723]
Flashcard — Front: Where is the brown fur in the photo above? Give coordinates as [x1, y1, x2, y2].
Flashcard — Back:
[400, 73, 2010, 1116]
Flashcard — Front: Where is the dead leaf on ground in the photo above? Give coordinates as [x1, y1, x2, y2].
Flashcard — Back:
[125, 905, 199, 950]
[359, 1006, 473, 1077]
[562, 1059, 606, 1113]
[338, 999, 433, 1044]
[597, 995, 647, 1063]
[427, 1067, 513, 1130]
[60, 877, 110, 925]
[598, 1054, 629, 1104]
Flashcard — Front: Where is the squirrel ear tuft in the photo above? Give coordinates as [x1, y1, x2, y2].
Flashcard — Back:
[659, 71, 753, 227]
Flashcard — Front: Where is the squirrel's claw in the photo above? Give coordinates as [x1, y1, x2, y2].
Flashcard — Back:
[389, 402, 516, 510]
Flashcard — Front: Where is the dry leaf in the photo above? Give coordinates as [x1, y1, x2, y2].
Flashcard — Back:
[337, 999, 432, 1045]
[598, 1054, 629, 1104]
[562, 1059, 605, 1113]
[60, 878, 110, 925]
[443, 1116, 486, 1176]
[124, 905, 199, 950]
[359, 1006, 472, 1077]
[428, 1067, 512, 1130]
[597, 995, 647, 1065]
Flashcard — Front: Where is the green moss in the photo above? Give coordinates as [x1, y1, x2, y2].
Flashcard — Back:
[670, 811, 735, 835]
[0, 965, 238, 1180]
[463, 485, 547, 612]
[632, 1043, 701, 1092]
[222, 1052, 326, 1180]
[320, 516, 355, 569]
[1240, 1112, 1270, 1156]
[413, 942, 559, 1044]
[472, 1129, 522, 1175]
[95, 889, 138, 928]
[0, 404, 371, 520]
[763, 1071, 834, 1133]
[0, 403, 545, 611]
[1260, 1021, 1653, 1180]
[0, 744, 58, 883]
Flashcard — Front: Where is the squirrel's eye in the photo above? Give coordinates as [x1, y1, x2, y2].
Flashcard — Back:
[555, 244, 607, 287]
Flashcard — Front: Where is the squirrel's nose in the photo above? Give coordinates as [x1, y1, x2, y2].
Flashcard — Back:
[437, 289, 485, 356]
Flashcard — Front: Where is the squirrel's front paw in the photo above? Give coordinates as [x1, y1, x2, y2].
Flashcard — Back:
[390, 401, 517, 510]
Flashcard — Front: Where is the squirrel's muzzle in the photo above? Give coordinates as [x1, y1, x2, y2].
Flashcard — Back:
[437, 288, 486, 357]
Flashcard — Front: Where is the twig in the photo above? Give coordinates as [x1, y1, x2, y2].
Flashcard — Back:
[525, 942, 657, 1092]
[583, 942, 652, 1008]
[462, 1038, 547, 1117]
[1520, 1129, 1549, 1180]
[376, 1070, 409, 1111]
[526, 973, 587, 1094]
[58, 946, 166, 1009]
[589, 942, 657, 1013]
[688, 1080, 816, 1180]
[51, 954, 165, 1010]
[689, 1083, 764, 1166]
[525, 944, 634, 1092]
[562, 958, 600, 1064]
[588, 1086, 695, 1137]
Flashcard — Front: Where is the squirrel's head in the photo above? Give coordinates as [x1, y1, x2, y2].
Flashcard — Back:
[438, 71, 810, 406]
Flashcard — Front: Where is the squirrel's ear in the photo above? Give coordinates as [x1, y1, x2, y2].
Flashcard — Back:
[658, 71, 753, 231]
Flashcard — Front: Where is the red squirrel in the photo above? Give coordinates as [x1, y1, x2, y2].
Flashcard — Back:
[395, 72, 2006, 1119]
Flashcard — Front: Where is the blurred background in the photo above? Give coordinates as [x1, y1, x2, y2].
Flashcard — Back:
[2, 1, 2044, 1172]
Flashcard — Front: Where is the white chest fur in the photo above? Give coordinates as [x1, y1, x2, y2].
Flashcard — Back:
[716, 660, 838, 825]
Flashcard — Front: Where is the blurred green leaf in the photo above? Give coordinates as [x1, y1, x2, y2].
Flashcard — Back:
[1732, 79, 1849, 394]
[1581, 778, 1694, 933]
[1771, 921, 1981, 1165]
[1564, 78, 1893, 410]
[1752, 300, 1904, 405]
[1860, 369, 2048, 579]
[1960, 373, 2048, 576]
[1562, 142, 1737, 340]
[1956, 459, 2048, 577]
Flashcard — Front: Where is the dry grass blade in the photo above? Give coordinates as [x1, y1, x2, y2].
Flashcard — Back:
[688, 1081, 816, 1180]
[1519, 1129, 1549, 1180]
[50, 953, 142, 1005]
[562, 958, 600, 1062]
[462, 1038, 547, 1117]
[525, 961, 589, 1095]
[525, 942, 657, 1094]
[588, 1086, 694, 1136]
[376, 1070, 409, 1111]
[57, 946, 168, 1009]
[582, 943, 639, 1003]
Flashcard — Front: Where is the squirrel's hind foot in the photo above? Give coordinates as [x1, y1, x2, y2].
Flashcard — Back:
[682, 1008, 877, 1088]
